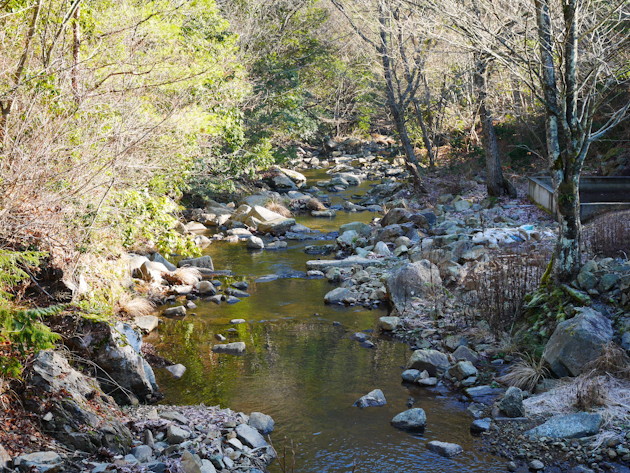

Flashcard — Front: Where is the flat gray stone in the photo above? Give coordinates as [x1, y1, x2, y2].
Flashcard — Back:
[427, 441, 463, 458]
[235, 423, 268, 449]
[167, 425, 190, 444]
[212, 342, 246, 355]
[306, 257, 382, 270]
[525, 412, 602, 439]
[130, 445, 153, 463]
[165, 364, 186, 379]
[134, 315, 159, 333]
[14, 451, 63, 472]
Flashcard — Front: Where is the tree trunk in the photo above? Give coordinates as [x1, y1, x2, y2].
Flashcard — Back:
[412, 98, 436, 167]
[552, 165, 581, 282]
[473, 56, 514, 197]
[71, 5, 81, 103]
[378, 9, 417, 167]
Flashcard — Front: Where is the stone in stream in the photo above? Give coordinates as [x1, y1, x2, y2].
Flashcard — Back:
[230, 319, 246, 324]
[195, 281, 217, 295]
[215, 334, 226, 341]
[351, 332, 369, 342]
[225, 296, 241, 304]
[177, 255, 214, 270]
[246, 236, 265, 250]
[339, 221, 371, 237]
[205, 295, 222, 304]
[134, 315, 159, 333]
[426, 441, 463, 458]
[226, 288, 249, 298]
[391, 408, 427, 431]
[470, 418, 492, 434]
[165, 364, 186, 379]
[401, 369, 421, 382]
[353, 389, 386, 408]
[324, 287, 356, 305]
[378, 316, 400, 331]
[163, 306, 186, 317]
[212, 342, 246, 355]
[465, 385, 505, 404]
[232, 281, 249, 290]
[311, 209, 336, 218]
[248, 412, 275, 434]
[235, 424, 268, 449]
[266, 241, 288, 250]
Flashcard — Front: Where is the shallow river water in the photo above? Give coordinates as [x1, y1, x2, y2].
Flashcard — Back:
[148, 169, 507, 473]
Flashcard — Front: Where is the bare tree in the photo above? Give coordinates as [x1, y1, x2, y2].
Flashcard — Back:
[330, 0, 438, 191]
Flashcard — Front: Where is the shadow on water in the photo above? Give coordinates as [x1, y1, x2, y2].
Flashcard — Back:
[150, 167, 506, 472]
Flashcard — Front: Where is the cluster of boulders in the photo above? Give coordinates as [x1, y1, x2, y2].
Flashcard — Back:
[3, 346, 275, 473]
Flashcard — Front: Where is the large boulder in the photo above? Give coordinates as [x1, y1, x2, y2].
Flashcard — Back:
[13, 451, 63, 473]
[525, 412, 602, 439]
[24, 350, 132, 453]
[66, 319, 158, 405]
[406, 349, 450, 376]
[542, 308, 614, 377]
[386, 260, 442, 313]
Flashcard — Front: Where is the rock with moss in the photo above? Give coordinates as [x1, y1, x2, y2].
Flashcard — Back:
[542, 307, 613, 377]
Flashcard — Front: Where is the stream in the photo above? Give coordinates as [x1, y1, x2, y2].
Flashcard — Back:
[147, 168, 507, 473]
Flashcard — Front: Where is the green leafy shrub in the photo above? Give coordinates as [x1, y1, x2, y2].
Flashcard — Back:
[104, 190, 200, 258]
[0, 306, 62, 378]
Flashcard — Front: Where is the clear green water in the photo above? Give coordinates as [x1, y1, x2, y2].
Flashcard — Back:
[149, 168, 506, 472]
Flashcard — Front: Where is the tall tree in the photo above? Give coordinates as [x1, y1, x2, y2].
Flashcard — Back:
[428, 0, 630, 282]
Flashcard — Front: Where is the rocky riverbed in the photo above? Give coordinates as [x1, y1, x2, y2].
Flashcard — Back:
[2, 138, 629, 473]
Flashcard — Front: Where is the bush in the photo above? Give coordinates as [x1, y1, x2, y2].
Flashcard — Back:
[0, 306, 62, 378]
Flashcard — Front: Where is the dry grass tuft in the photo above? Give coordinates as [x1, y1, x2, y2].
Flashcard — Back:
[497, 353, 549, 392]
[265, 200, 293, 217]
[164, 267, 202, 286]
[305, 198, 326, 211]
[584, 342, 630, 379]
[117, 296, 155, 318]
[525, 374, 630, 432]
[575, 373, 609, 410]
